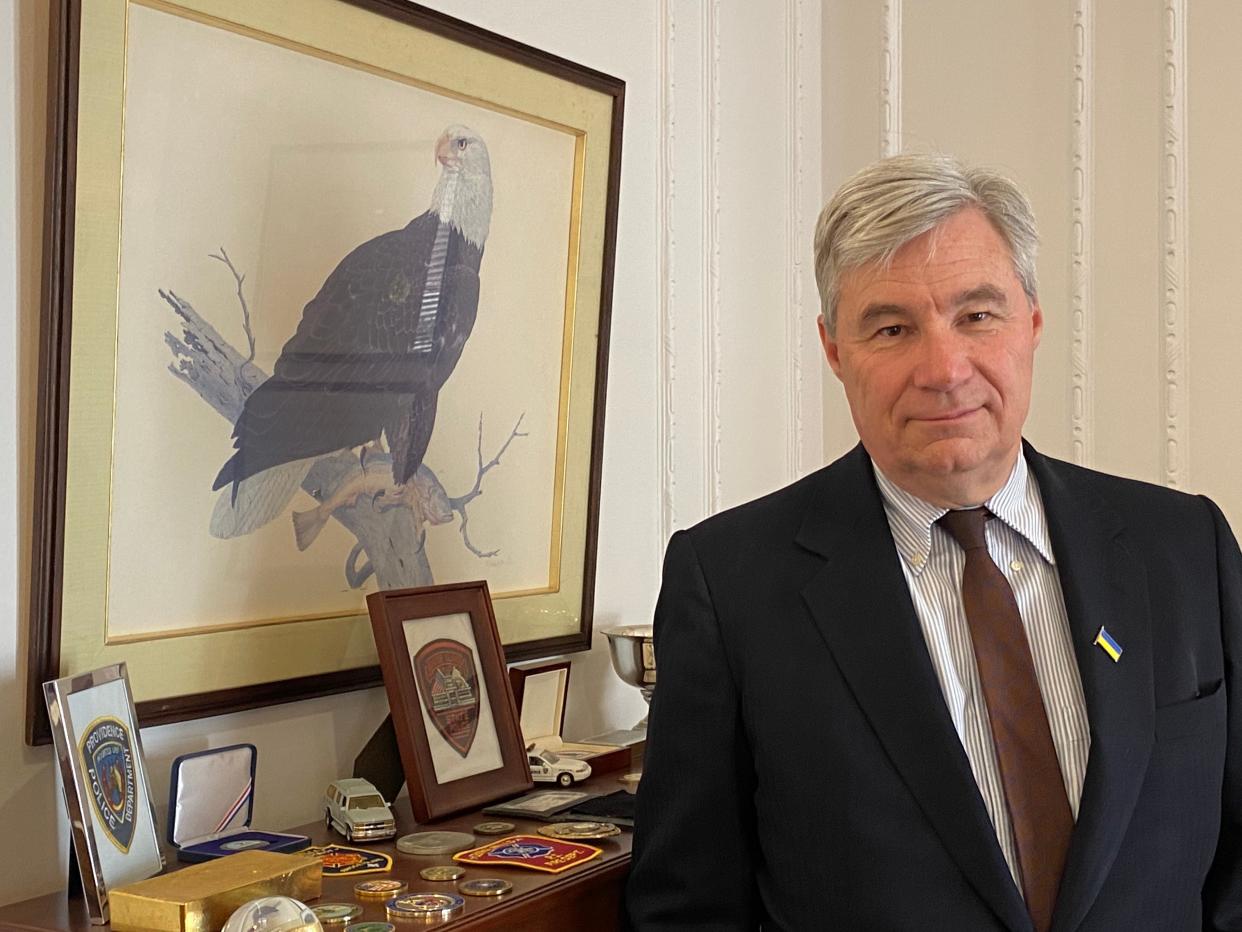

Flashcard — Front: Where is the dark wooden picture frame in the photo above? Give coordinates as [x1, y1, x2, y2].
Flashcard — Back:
[366, 581, 532, 822]
[27, 0, 624, 745]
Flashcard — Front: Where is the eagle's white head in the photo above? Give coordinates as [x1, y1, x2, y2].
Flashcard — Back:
[431, 124, 493, 249]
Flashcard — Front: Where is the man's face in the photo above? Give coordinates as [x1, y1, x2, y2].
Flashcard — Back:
[820, 207, 1042, 507]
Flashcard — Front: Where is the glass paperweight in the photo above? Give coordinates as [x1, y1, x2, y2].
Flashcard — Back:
[222, 896, 322, 932]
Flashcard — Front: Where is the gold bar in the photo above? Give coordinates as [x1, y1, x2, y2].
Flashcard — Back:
[110, 850, 322, 932]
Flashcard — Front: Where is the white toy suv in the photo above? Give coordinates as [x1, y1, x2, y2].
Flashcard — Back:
[324, 777, 396, 841]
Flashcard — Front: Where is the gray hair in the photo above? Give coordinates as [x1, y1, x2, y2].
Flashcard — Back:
[813, 153, 1039, 334]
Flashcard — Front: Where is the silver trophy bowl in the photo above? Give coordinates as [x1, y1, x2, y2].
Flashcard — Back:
[600, 624, 656, 730]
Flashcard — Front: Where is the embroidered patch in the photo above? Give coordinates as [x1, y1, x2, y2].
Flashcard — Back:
[304, 844, 393, 875]
[453, 834, 603, 874]
[79, 717, 137, 853]
[414, 638, 480, 756]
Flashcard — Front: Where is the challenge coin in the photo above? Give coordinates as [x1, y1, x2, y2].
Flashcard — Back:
[312, 904, 363, 925]
[386, 892, 465, 921]
[537, 821, 622, 841]
[220, 838, 270, 851]
[459, 877, 513, 897]
[353, 878, 407, 900]
[472, 820, 516, 835]
[420, 865, 467, 882]
[396, 830, 476, 855]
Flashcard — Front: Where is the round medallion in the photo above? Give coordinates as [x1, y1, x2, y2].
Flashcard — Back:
[396, 830, 476, 855]
[472, 820, 516, 835]
[220, 838, 270, 851]
[458, 878, 514, 897]
[312, 903, 363, 924]
[420, 865, 467, 882]
[386, 892, 465, 920]
[353, 878, 407, 899]
[537, 820, 622, 841]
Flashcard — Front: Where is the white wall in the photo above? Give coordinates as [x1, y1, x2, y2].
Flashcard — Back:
[821, 0, 1242, 538]
[0, 0, 823, 904]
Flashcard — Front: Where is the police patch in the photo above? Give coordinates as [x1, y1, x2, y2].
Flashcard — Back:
[413, 638, 480, 757]
[452, 834, 604, 874]
[304, 844, 393, 875]
[78, 716, 137, 853]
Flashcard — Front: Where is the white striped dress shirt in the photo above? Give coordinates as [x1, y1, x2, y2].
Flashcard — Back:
[874, 454, 1091, 892]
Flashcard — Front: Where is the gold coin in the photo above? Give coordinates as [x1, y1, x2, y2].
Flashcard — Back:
[459, 878, 513, 897]
[420, 865, 466, 882]
[472, 820, 516, 835]
[537, 821, 622, 840]
[353, 878, 407, 899]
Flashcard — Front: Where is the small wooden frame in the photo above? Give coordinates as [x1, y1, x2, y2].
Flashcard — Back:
[367, 581, 531, 822]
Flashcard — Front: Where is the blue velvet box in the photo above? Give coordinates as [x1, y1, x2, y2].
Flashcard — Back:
[166, 744, 310, 862]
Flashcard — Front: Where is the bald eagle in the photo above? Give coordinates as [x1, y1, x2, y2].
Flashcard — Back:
[209, 124, 493, 539]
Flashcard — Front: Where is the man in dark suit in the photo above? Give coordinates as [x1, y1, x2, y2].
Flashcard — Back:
[625, 154, 1241, 931]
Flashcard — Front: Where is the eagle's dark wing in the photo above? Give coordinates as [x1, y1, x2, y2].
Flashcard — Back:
[389, 244, 482, 485]
[213, 211, 445, 492]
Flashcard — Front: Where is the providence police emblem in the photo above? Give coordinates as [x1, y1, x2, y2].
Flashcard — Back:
[78, 716, 137, 852]
[413, 638, 480, 757]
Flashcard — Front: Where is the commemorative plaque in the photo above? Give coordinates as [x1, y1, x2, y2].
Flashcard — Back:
[44, 663, 164, 925]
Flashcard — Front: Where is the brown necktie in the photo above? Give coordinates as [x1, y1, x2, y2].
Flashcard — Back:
[938, 508, 1072, 932]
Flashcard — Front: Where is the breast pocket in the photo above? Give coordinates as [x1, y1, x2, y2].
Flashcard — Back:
[1154, 679, 1225, 742]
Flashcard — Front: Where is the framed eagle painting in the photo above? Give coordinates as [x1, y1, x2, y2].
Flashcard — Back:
[26, 0, 623, 743]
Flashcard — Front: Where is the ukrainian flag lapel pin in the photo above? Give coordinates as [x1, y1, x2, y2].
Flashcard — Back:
[1094, 626, 1123, 663]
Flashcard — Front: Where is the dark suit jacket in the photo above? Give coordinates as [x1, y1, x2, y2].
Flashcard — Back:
[625, 444, 1241, 931]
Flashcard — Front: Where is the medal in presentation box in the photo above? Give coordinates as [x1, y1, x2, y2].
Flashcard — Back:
[509, 660, 634, 773]
[167, 744, 310, 862]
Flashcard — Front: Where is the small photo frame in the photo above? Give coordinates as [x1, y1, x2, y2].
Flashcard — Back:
[367, 581, 531, 822]
[43, 663, 164, 925]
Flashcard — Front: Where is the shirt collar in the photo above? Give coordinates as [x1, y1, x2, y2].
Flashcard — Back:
[874, 452, 1057, 575]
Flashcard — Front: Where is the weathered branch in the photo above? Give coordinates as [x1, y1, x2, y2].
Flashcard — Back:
[163, 281, 434, 588]
[449, 413, 527, 558]
[209, 247, 256, 365]
[162, 289, 264, 421]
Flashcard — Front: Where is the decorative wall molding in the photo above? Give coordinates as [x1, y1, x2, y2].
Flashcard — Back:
[1162, 0, 1189, 488]
[657, 0, 822, 530]
[1069, 0, 1094, 466]
[657, 0, 677, 552]
[881, 0, 902, 157]
[702, 0, 722, 515]
[785, 0, 807, 481]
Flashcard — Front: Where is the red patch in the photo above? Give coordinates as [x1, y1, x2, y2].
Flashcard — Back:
[414, 638, 480, 757]
[453, 834, 603, 874]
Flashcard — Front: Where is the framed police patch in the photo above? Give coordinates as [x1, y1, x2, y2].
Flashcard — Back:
[44, 663, 163, 925]
[367, 582, 531, 821]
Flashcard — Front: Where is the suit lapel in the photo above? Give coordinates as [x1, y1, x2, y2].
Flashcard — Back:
[1027, 451, 1155, 932]
[796, 447, 1031, 932]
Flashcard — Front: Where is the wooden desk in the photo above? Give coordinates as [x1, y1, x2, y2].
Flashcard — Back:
[0, 777, 632, 931]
